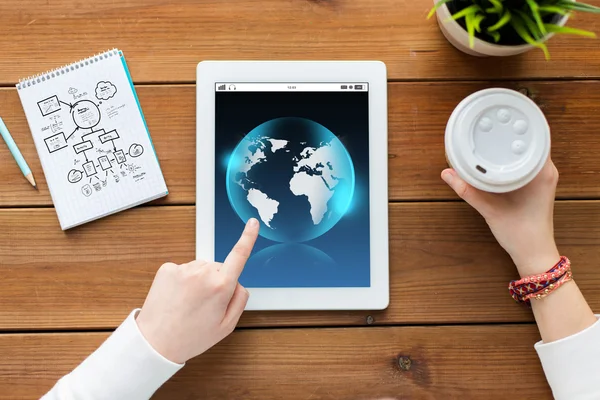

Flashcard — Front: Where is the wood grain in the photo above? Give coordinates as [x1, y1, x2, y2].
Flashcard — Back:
[1, 201, 599, 330]
[389, 81, 600, 200]
[1, 0, 600, 84]
[0, 325, 552, 399]
[2, 80, 600, 206]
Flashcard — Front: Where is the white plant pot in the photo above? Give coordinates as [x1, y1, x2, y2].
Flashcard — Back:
[433, 0, 570, 57]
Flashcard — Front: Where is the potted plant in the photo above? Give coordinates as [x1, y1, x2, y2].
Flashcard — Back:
[428, 0, 600, 58]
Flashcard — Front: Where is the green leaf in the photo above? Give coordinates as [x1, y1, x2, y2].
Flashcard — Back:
[538, 6, 569, 16]
[474, 14, 486, 32]
[466, 12, 477, 48]
[427, 0, 452, 20]
[487, 0, 504, 13]
[545, 23, 598, 38]
[511, 15, 551, 59]
[487, 30, 502, 42]
[446, 5, 482, 22]
[487, 10, 512, 32]
[557, 1, 600, 14]
[515, 9, 544, 40]
[526, 0, 548, 36]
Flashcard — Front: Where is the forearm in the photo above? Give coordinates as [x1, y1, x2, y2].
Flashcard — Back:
[42, 309, 183, 400]
[514, 251, 596, 343]
[516, 254, 600, 400]
[531, 280, 597, 343]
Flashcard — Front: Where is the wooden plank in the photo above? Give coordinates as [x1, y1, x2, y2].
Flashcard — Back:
[389, 81, 600, 201]
[1, 202, 599, 330]
[2, 81, 600, 206]
[1, 0, 600, 83]
[0, 325, 552, 399]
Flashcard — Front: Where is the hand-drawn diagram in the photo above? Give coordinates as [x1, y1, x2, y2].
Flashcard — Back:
[38, 95, 61, 116]
[73, 140, 93, 154]
[72, 100, 101, 129]
[81, 184, 92, 197]
[69, 86, 88, 101]
[129, 143, 143, 157]
[98, 156, 112, 171]
[49, 115, 63, 133]
[98, 130, 119, 144]
[67, 169, 83, 183]
[44, 132, 68, 153]
[83, 161, 97, 177]
[114, 150, 127, 163]
[36, 80, 147, 197]
[95, 81, 117, 100]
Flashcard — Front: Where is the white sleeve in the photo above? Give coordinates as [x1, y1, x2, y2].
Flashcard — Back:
[41, 309, 184, 400]
[535, 315, 600, 400]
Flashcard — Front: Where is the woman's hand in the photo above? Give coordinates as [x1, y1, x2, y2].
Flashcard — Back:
[441, 158, 560, 277]
[135, 218, 259, 364]
[442, 158, 597, 343]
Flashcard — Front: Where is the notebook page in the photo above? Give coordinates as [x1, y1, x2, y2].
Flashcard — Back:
[17, 50, 168, 229]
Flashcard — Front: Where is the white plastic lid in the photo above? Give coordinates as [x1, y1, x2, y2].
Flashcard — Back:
[445, 88, 550, 193]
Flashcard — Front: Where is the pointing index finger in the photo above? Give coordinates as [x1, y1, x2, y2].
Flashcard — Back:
[222, 218, 260, 280]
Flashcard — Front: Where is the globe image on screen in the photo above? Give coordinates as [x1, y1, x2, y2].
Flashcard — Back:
[242, 243, 338, 287]
[226, 117, 355, 243]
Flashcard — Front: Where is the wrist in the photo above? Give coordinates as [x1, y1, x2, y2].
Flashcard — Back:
[513, 248, 561, 278]
[136, 310, 186, 364]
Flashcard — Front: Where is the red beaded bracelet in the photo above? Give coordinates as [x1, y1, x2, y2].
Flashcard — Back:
[509, 256, 572, 304]
[521, 271, 573, 302]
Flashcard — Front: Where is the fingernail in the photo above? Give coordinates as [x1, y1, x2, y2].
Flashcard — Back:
[248, 218, 258, 228]
[441, 170, 453, 185]
[244, 288, 250, 296]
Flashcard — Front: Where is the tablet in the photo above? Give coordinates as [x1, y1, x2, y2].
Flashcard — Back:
[196, 61, 389, 310]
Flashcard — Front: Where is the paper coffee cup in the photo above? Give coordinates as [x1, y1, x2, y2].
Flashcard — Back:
[445, 88, 550, 193]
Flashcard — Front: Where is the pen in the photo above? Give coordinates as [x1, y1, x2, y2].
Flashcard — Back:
[0, 117, 37, 189]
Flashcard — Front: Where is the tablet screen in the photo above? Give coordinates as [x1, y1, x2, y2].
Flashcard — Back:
[215, 83, 370, 288]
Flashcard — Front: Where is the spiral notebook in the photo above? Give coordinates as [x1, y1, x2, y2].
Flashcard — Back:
[16, 49, 168, 230]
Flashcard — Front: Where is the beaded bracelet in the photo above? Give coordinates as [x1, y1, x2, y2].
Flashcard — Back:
[509, 256, 572, 304]
[509, 257, 570, 297]
[521, 271, 573, 302]
[510, 256, 570, 289]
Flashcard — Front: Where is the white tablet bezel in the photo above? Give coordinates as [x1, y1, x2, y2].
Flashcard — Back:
[196, 61, 389, 310]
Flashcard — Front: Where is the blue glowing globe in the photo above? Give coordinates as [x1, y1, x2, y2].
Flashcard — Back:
[226, 117, 355, 243]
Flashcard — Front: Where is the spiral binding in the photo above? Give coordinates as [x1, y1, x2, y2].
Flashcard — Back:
[17, 49, 120, 91]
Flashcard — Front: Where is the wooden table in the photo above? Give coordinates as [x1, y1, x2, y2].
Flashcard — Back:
[1, 1, 600, 398]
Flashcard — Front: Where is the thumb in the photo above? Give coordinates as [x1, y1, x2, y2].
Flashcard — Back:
[441, 169, 488, 211]
[222, 283, 250, 329]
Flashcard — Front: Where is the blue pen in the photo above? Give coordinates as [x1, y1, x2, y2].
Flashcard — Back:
[0, 117, 37, 188]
